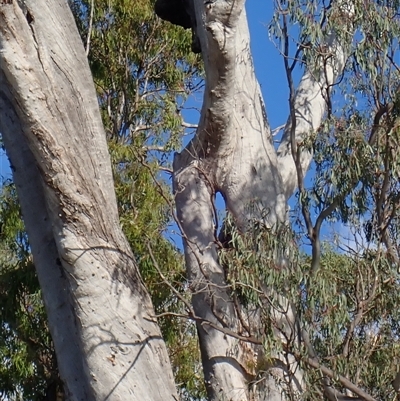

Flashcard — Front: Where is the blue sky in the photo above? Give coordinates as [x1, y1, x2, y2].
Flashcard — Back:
[0, 149, 8, 179]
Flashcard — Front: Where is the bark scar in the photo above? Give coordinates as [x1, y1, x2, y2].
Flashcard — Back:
[26, 10, 34, 24]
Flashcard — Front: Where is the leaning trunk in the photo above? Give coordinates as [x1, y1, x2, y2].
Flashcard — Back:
[174, 2, 298, 399]
[0, 1, 178, 400]
[173, 1, 350, 400]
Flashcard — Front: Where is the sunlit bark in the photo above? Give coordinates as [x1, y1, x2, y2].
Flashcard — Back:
[0, 1, 178, 400]
[173, 1, 351, 400]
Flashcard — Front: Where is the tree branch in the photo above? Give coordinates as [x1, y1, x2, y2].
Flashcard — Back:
[277, 1, 353, 200]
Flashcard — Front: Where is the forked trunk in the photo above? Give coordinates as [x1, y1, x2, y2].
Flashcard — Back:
[173, 1, 351, 400]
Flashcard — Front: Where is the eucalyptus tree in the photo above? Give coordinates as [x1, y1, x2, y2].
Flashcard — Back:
[1, 0, 400, 401]
[0, 0, 204, 399]
[170, 1, 349, 400]
[168, 0, 400, 400]
[0, 0, 183, 399]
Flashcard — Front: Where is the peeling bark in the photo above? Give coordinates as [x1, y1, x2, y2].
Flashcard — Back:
[0, 1, 178, 400]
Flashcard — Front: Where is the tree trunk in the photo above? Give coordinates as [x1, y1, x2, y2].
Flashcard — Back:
[174, 1, 351, 400]
[0, 1, 178, 400]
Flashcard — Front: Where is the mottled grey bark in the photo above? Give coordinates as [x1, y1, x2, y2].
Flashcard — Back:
[0, 1, 177, 400]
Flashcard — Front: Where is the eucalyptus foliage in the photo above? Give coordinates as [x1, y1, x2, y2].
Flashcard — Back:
[0, 183, 60, 401]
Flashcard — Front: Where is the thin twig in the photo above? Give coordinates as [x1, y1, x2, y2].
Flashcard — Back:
[300, 354, 377, 401]
[85, 0, 95, 56]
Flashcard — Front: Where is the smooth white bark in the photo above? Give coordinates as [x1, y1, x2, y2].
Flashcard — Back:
[174, 158, 253, 400]
[277, 32, 349, 200]
[174, 1, 352, 400]
[0, 1, 178, 400]
[174, 2, 295, 400]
